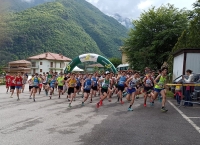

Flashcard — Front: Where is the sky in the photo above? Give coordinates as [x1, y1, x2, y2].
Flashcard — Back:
[86, 0, 197, 19]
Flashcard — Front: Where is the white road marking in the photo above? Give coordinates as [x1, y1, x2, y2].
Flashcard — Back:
[168, 100, 200, 134]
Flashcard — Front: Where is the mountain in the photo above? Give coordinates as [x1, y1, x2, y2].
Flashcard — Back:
[112, 14, 133, 29]
[0, 0, 54, 12]
[0, 0, 128, 65]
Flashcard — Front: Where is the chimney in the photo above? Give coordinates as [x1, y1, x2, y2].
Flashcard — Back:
[46, 53, 48, 57]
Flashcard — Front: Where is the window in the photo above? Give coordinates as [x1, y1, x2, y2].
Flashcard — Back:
[40, 62, 42, 65]
[32, 62, 36, 67]
[50, 62, 53, 67]
[60, 62, 62, 68]
[40, 69, 42, 72]
[33, 69, 36, 74]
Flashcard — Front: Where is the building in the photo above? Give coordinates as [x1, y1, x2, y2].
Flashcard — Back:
[2, 60, 31, 74]
[173, 49, 200, 80]
[86, 64, 105, 72]
[27, 52, 72, 74]
[119, 47, 128, 64]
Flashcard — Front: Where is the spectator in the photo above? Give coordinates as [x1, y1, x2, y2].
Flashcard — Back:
[182, 69, 194, 106]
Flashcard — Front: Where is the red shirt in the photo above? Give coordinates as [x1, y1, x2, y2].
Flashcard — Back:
[5, 75, 11, 85]
[10, 76, 16, 86]
[15, 76, 23, 86]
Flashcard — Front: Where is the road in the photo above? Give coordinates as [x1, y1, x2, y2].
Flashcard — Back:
[0, 85, 200, 145]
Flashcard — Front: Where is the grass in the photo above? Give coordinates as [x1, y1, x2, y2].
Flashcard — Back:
[0, 78, 5, 85]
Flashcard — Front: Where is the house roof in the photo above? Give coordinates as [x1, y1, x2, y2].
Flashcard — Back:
[173, 48, 200, 57]
[9, 60, 31, 64]
[27, 52, 72, 61]
[87, 64, 104, 68]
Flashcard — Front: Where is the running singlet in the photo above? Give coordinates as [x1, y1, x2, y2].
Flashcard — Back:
[155, 76, 166, 89]
[84, 79, 92, 90]
[50, 79, 56, 88]
[15, 77, 23, 86]
[10, 76, 15, 86]
[47, 75, 52, 83]
[5, 75, 11, 85]
[32, 77, 40, 86]
[91, 77, 97, 87]
[144, 77, 153, 87]
[118, 76, 126, 87]
[57, 76, 64, 86]
[76, 78, 81, 87]
[102, 79, 110, 89]
[69, 79, 76, 87]
[128, 78, 137, 89]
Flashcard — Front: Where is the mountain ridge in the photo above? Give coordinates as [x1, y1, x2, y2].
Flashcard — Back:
[0, 0, 128, 65]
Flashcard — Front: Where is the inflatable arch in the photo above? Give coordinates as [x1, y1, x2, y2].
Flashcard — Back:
[64, 53, 117, 74]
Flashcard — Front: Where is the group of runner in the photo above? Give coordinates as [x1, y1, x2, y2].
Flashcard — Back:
[4, 66, 169, 112]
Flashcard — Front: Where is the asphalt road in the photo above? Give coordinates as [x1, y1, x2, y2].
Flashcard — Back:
[0, 85, 199, 145]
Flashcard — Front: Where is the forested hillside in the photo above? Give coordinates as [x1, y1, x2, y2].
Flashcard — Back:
[0, 0, 127, 65]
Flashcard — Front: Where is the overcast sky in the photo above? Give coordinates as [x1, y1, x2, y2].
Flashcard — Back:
[86, 0, 196, 19]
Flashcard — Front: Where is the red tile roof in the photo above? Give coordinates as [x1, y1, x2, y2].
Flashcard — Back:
[9, 60, 31, 64]
[27, 52, 72, 61]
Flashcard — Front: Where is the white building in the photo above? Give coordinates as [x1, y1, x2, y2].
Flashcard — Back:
[173, 49, 200, 80]
[27, 52, 72, 74]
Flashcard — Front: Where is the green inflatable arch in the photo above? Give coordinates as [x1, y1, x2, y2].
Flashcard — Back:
[64, 53, 117, 74]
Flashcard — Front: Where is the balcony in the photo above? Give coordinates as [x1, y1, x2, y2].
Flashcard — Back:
[31, 65, 39, 68]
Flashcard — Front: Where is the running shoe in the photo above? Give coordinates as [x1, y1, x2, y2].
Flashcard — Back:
[68, 103, 72, 108]
[136, 95, 139, 99]
[128, 108, 133, 111]
[121, 101, 124, 104]
[144, 104, 147, 107]
[10, 96, 13, 98]
[96, 102, 100, 108]
[33, 99, 36, 102]
[29, 96, 32, 99]
[99, 100, 103, 106]
[82, 102, 84, 106]
[17, 98, 20, 101]
[150, 102, 154, 106]
[161, 107, 168, 112]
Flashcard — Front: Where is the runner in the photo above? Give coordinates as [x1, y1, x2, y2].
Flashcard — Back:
[9, 74, 16, 98]
[74, 74, 81, 101]
[126, 71, 139, 111]
[143, 71, 154, 107]
[96, 72, 111, 108]
[28, 75, 34, 93]
[49, 75, 56, 99]
[82, 74, 92, 106]
[15, 72, 23, 101]
[57, 72, 64, 99]
[67, 74, 76, 107]
[38, 74, 43, 94]
[151, 67, 168, 112]
[91, 73, 98, 103]
[5, 72, 11, 93]
[22, 72, 28, 93]
[31, 73, 41, 102]
[116, 71, 126, 104]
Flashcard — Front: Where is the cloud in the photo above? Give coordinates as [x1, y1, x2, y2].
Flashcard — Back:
[86, 0, 196, 19]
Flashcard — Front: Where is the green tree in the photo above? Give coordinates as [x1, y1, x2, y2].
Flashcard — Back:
[168, 0, 200, 72]
[109, 57, 122, 68]
[123, 4, 188, 71]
